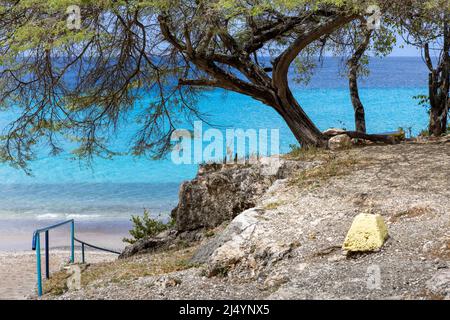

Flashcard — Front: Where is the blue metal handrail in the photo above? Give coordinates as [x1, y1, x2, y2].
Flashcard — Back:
[32, 219, 120, 297]
[32, 220, 75, 297]
[74, 237, 121, 264]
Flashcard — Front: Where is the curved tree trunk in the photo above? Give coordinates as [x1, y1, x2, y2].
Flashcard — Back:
[348, 29, 372, 134]
[270, 88, 329, 148]
[275, 99, 329, 148]
[161, 12, 358, 150]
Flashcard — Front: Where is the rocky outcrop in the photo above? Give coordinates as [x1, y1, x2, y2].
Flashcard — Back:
[171, 157, 311, 233]
[191, 207, 299, 278]
[119, 230, 177, 259]
[52, 142, 450, 300]
[188, 142, 450, 286]
[121, 157, 313, 259]
[328, 134, 352, 150]
[191, 208, 261, 266]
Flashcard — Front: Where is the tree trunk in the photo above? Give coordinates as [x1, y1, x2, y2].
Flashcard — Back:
[349, 68, 367, 133]
[428, 68, 449, 137]
[347, 29, 372, 134]
[272, 91, 329, 148]
[427, 22, 449, 137]
[429, 93, 449, 136]
[429, 107, 448, 136]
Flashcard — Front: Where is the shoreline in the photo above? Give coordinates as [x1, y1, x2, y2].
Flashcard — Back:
[0, 218, 131, 252]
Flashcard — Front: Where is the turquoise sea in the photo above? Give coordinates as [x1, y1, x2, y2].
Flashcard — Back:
[0, 57, 431, 249]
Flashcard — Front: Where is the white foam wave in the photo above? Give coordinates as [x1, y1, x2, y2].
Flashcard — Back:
[35, 213, 103, 221]
[66, 214, 102, 220]
[36, 213, 60, 220]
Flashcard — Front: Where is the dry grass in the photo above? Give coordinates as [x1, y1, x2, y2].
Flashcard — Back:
[284, 146, 332, 161]
[43, 246, 199, 296]
[418, 289, 446, 300]
[264, 201, 286, 210]
[437, 239, 450, 260]
[43, 271, 70, 296]
[390, 206, 435, 223]
[289, 151, 374, 188]
[427, 239, 450, 261]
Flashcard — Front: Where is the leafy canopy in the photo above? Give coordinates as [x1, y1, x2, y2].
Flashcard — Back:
[0, 0, 436, 170]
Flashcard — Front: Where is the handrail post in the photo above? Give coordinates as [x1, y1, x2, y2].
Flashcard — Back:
[35, 233, 43, 297]
[70, 220, 75, 263]
[81, 243, 85, 264]
[45, 231, 49, 279]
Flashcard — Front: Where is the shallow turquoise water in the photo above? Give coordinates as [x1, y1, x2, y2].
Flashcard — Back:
[0, 58, 430, 221]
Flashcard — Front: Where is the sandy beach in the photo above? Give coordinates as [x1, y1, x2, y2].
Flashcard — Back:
[0, 250, 118, 300]
[0, 219, 128, 300]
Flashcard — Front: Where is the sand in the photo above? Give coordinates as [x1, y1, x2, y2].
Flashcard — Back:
[0, 216, 129, 299]
[0, 250, 118, 300]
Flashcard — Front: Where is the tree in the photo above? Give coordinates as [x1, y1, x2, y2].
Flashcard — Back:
[325, 10, 396, 134]
[347, 27, 372, 133]
[329, 20, 374, 134]
[395, 0, 449, 136]
[0, 1, 389, 170]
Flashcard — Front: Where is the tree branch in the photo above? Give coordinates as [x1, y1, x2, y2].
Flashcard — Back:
[348, 28, 373, 66]
[244, 16, 306, 53]
[178, 78, 218, 87]
[272, 14, 358, 93]
[324, 130, 398, 144]
[424, 43, 434, 72]
[158, 15, 186, 52]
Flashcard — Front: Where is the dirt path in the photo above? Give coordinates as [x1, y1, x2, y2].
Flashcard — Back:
[0, 251, 117, 300]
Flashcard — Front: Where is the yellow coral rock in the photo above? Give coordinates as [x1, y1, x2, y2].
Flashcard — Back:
[343, 213, 388, 252]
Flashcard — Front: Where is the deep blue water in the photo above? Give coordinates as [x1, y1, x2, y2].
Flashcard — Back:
[0, 57, 430, 221]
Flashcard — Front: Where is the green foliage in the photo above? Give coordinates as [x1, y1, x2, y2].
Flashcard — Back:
[0, 0, 447, 172]
[123, 210, 175, 244]
[414, 94, 431, 108]
[372, 26, 396, 57]
[293, 52, 318, 85]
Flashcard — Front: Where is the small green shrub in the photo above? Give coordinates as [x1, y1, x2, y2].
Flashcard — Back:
[123, 210, 175, 244]
[413, 94, 430, 109]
